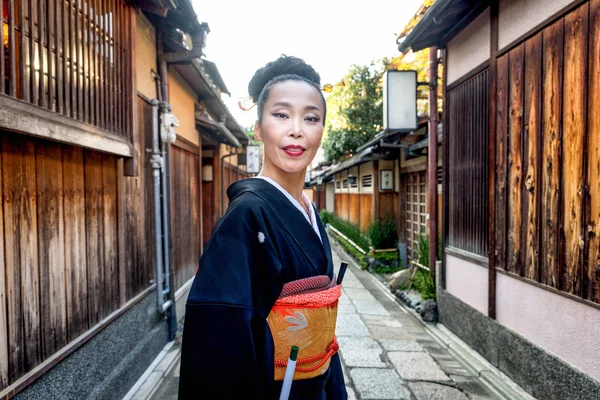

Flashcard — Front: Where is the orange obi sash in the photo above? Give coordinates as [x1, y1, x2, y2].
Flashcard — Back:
[267, 276, 342, 381]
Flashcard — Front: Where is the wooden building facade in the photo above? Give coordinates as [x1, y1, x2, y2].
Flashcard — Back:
[313, 127, 442, 261]
[0, 0, 248, 397]
[399, 0, 600, 398]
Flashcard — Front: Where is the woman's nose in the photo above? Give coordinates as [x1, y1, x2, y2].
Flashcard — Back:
[288, 119, 303, 138]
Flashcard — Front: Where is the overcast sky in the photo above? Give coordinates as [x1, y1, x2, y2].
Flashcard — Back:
[191, 0, 423, 128]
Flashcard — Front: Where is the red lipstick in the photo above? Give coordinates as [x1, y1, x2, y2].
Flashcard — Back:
[282, 145, 305, 157]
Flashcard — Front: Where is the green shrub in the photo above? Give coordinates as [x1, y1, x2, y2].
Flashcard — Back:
[411, 268, 436, 300]
[373, 251, 399, 264]
[368, 217, 398, 249]
[413, 234, 436, 300]
[319, 209, 333, 225]
[323, 212, 370, 252]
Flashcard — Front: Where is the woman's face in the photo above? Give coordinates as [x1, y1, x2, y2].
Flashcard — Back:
[255, 80, 324, 175]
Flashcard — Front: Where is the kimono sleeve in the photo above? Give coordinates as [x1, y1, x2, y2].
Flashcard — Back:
[178, 202, 284, 399]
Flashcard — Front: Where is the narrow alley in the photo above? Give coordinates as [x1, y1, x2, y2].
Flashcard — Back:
[125, 233, 532, 400]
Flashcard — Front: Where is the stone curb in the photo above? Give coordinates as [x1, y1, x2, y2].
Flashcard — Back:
[122, 341, 181, 400]
[330, 232, 536, 400]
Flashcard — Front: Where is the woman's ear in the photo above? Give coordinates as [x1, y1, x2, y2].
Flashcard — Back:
[254, 120, 263, 142]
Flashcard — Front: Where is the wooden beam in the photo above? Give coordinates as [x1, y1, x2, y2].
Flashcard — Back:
[428, 46, 439, 281]
[374, 160, 379, 222]
[0, 93, 132, 156]
[442, 47, 449, 289]
[0, 137, 8, 388]
[488, 0, 499, 319]
[124, 6, 138, 176]
[117, 158, 127, 306]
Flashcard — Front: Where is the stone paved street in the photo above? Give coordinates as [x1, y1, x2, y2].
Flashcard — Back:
[328, 238, 497, 400]
[128, 234, 526, 400]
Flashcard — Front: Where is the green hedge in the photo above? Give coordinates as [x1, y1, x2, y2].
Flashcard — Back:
[320, 210, 370, 251]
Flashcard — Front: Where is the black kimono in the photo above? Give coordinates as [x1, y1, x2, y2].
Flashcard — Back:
[178, 178, 347, 400]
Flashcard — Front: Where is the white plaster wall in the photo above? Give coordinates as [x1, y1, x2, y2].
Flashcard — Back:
[496, 274, 600, 382]
[499, 0, 577, 51]
[325, 182, 335, 213]
[445, 254, 488, 315]
[447, 8, 491, 85]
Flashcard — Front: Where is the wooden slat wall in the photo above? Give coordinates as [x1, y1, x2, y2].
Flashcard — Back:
[201, 157, 215, 248]
[36, 143, 68, 359]
[562, 4, 587, 296]
[123, 98, 155, 299]
[495, 54, 509, 270]
[62, 146, 89, 340]
[0, 141, 7, 388]
[1, 0, 132, 138]
[447, 68, 490, 257]
[359, 194, 373, 233]
[540, 18, 563, 288]
[587, 0, 600, 303]
[493, 2, 600, 304]
[507, 44, 524, 275]
[0, 128, 156, 389]
[349, 194, 359, 226]
[523, 33, 543, 281]
[170, 145, 201, 290]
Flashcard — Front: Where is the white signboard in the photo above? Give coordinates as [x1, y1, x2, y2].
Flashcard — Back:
[246, 145, 261, 173]
[383, 70, 418, 132]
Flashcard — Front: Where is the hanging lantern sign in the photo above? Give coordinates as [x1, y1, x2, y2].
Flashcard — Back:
[383, 70, 418, 132]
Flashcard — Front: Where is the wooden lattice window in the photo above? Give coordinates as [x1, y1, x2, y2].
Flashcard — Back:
[447, 68, 489, 256]
[406, 171, 427, 259]
[1, 0, 133, 137]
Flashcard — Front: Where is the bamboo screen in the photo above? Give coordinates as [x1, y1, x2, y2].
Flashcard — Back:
[1, 0, 132, 137]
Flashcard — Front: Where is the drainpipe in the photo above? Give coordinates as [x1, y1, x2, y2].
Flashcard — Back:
[151, 99, 173, 316]
[156, 30, 177, 341]
[220, 149, 237, 215]
[428, 46, 439, 282]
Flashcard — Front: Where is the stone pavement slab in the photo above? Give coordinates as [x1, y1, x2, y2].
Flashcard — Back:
[344, 287, 379, 301]
[408, 382, 469, 400]
[361, 314, 404, 328]
[350, 368, 412, 400]
[338, 303, 358, 314]
[388, 351, 452, 382]
[337, 336, 387, 368]
[336, 313, 369, 336]
[351, 299, 390, 316]
[367, 324, 415, 341]
[379, 339, 424, 352]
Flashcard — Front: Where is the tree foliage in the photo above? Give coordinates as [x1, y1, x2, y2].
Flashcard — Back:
[322, 62, 386, 163]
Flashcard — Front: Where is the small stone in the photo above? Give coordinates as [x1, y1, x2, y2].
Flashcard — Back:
[420, 299, 438, 323]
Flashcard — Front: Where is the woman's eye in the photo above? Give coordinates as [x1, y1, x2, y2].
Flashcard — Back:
[306, 116, 320, 123]
[273, 113, 288, 119]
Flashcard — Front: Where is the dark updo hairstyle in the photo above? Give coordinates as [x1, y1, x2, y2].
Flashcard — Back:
[248, 55, 326, 125]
